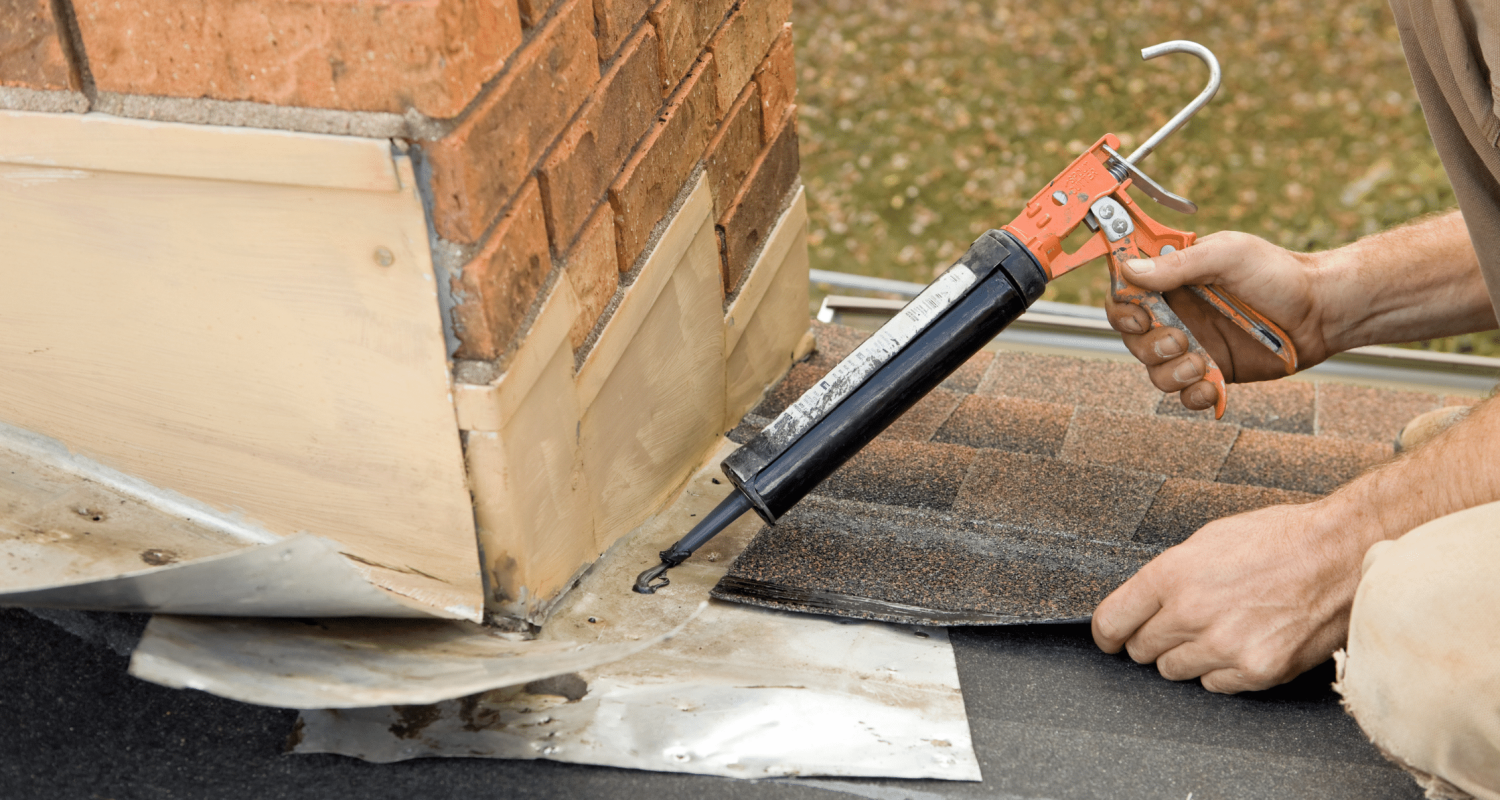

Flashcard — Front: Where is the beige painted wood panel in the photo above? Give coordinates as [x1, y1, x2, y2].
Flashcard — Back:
[579, 179, 727, 552]
[452, 278, 580, 434]
[461, 280, 596, 620]
[0, 110, 401, 192]
[576, 175, 715, 412]
[724, 189, 811, 423]
[0, 115, 481, 620]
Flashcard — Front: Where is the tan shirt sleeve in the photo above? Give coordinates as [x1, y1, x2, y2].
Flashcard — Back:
[1388, 0, 1500, 316]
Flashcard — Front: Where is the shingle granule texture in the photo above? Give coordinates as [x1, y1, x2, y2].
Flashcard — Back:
[878, 388, 963, 442]
[1444, 394, 1484, 408]
[940, 350, 993, 393]
[1218, 429, 1393, 495]
[978, 352, 1161, 413]
[813, 439, 975, 511]
[751, 362, 823, 417]
[715, 495, 1147, 624]
[953, 450, 1163, 541]
[1134, 479, 1319, 547]
[1060, 407, 1240, 480]
[712, 324, 1438, 624]
[1157, 380, 1316, 434]
[1315, 383, 1439, 442]
[932, 395, 1072, 456]
[803, 320, 870, 371]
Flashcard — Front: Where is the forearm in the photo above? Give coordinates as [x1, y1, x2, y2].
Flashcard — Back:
[1310, 210, 1497, 351]
[1320, 394, 1500, 548]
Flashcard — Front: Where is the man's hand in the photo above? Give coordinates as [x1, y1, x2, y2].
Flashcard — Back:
[1093, 392, 1500, 692]
[1092, 498, 1378, 693]
[1105, 211, 1495, 412]
[1090, 212, 1500, 693]
[1104, 231, 1335, 411]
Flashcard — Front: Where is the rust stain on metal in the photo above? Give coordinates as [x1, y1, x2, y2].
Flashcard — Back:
[388, 704, 443, 739]
[139, 549, 178, 566]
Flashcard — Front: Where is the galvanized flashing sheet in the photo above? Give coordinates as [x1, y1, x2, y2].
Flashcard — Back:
[293, 441, 980, 781]
[1, 534, 439, 617]
[0, 422, 442, 618]
[130, 612, 695, 709]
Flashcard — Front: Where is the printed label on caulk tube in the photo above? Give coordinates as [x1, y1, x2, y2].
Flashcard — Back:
[756, 264, 978, 452]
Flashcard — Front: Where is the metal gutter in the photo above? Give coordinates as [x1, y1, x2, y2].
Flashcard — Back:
[811, 282, 1500, 395]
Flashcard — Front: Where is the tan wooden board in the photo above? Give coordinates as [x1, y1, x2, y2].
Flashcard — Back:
[576, 174, 714, 412]
[0, 110, 401, 192]
[579, 177, 728, 552]
[0, 113, 481, 619]
[461, 281, 596, 619]
[724, 188, 811, 423]
[452, 279, 580, 434]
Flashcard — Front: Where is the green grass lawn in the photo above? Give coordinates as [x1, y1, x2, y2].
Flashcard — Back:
[792, 0, 1500, 356]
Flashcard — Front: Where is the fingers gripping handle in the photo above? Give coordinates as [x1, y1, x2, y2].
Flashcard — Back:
[1188, 284, 1299, 375]
[1109, 258, 1229, 419]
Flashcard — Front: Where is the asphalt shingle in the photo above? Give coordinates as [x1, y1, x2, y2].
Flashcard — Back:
[720, 323, 1431, 626]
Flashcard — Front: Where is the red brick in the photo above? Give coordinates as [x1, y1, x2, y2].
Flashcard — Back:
[517, 0, 555, 28]
[704, 80, 763, 219]
[648, 0, 736, 94]
[537, 24, 663, 251]
[565, 206, 620, 349]
[0, 0, 74, 91]
[753, 23, 795, 141]
[451, 179, 554, 361]
[593, 0, 652, 61]
[717, 104, 799, 294]
[706, 0, 792, 117]
[608, 53, 717, 272]
[425, 0, 599, 245]
[72, 0, 521, 118]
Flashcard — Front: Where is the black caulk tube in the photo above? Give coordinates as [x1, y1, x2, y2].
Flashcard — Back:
[633, 229, 1047, 593]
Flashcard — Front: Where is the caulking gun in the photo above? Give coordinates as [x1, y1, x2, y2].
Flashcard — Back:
[634, 41, 1298, 594]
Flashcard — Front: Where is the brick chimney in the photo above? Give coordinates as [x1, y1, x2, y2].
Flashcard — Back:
[0, 0, 810, 624]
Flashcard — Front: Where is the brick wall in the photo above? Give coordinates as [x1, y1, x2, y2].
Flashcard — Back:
[428, 0, 803, 365]
[1, 0, 801, 371]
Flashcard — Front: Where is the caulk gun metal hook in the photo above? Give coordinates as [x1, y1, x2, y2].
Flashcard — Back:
[1123, 41, 1221, 166]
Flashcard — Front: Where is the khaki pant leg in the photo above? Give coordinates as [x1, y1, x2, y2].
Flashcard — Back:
[1337, 500, 1500, 800]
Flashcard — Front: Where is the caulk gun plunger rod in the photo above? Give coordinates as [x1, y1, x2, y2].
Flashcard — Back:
[1123, 41, 1220, 166]
[633, 490, 752, 594]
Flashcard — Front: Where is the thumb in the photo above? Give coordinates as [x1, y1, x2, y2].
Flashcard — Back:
[1120, 233, 1249, 293]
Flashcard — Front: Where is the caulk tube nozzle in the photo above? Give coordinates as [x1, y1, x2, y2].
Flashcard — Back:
[633, 490, 753, 594]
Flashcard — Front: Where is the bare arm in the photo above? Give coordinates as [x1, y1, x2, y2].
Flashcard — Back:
[1314, 209, 1496, 350]
[1107, 209, 1497, 410]
[1089, 209, 1500, 693]
[1090, 394, 1500, 693]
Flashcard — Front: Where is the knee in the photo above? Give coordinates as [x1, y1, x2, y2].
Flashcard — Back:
[1338, 502, 1500, 799]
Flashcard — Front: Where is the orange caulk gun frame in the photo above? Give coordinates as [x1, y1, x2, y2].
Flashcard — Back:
[1002, 41, 1298, 419]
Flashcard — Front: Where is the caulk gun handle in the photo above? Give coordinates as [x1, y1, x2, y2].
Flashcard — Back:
[1101, 191, 1299, 419]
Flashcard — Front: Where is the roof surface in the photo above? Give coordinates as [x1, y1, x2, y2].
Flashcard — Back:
[3, 325, 1443, 800]
[1, 605, 1424, 799]
[713, 322, 1438, 625]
